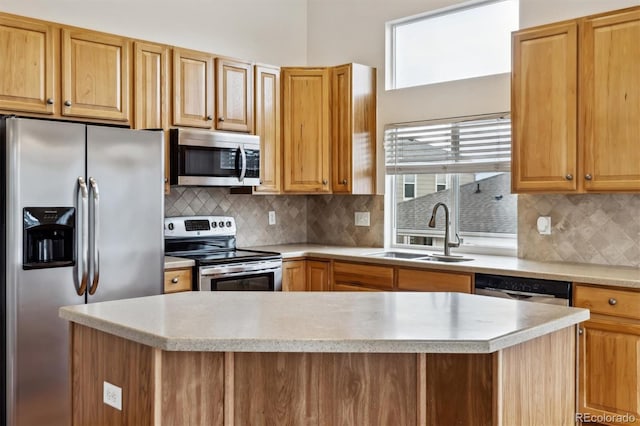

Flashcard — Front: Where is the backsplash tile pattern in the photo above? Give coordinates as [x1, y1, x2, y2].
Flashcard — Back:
[165, 187, 307, 247]
[518, 194, 640, 267]
[307, 195, 384, 247]
[165, 188, 384, 247]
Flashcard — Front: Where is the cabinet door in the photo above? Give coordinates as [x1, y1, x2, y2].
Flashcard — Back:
[216, 58, 253, 133]
[282, 260, 306, 292]
[578, 318, 640, 424]
[331, 64, 376, 194]
[61, 29, 130, 122]
[134, 42, 169, 130]
[511, 22, 578, 192]
[581, 9, 640, 192]
[307, 260, 329, 292]
[0, 16, 56, 115]
[396, 268, 472, 293]
[164, 268, 192, 293]
[172, 48, 214, 128]
[253, 65, 281, 194]
[332, 261, 393, 291]
[282, 68, 330, 193]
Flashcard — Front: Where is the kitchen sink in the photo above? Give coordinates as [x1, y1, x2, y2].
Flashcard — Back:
[366, 251, 474, 262]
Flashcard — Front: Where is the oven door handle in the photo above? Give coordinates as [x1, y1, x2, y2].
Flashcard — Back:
[200, 261, 281, 278]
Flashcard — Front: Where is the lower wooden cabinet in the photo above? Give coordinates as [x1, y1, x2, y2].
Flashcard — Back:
[282, 260, 306, 291]
[396, 268, 472, 293]
[163, 267, 192, 293]
[307, 260, 330, 292]
[332, 261, 393, 291]
[574, 284, 640, 425]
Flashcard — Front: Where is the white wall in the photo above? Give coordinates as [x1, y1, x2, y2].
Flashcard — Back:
[0, 0, 307, 65]
[306, 0, 640, 193]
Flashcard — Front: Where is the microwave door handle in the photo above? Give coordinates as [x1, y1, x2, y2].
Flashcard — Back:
[238, 145, 246, 182]
[76, 177, 89, 296]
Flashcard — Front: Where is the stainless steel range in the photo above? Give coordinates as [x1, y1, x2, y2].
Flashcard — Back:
[164, 216, 282, 291]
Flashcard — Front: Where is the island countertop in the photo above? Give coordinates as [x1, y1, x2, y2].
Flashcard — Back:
[59, 291, 588, 353]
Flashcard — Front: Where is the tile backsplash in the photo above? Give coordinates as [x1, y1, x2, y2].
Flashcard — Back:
[518, 194, 640, 268]
[165, 187, 384, 247]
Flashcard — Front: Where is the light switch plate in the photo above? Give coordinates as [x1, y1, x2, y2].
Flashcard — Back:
[103, 381, 122, 410]
[537, 216, 551, 235]
[355, 212, 370, 227]
[268, 211, 276, 225]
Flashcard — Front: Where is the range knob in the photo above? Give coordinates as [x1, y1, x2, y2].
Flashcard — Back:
[167, 223, 174, 230]
[211, 221, 217, 228]
[225, 221, 232, 228]
[219, 221, 225, 228]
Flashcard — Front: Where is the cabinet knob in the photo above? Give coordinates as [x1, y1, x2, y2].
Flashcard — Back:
[565, 174, 573, 181]
[46, 98, 54, 105]
[164, 177, 169, 183]
[322, 179, 328, 185]
[64, 100, 72, 107]
[171, 277, 179, 284]
[219, 117, 225, 122]
[608, 298, 617, 306]
[341, 179, 348, 185]
[585, 174, 593, 181]
[578, 328, 584, 335]
[206, 115, 213, 121]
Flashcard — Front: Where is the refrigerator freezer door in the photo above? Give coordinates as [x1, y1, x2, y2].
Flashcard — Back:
[86, 126, 164, 303]
[5, 118, 86, 426]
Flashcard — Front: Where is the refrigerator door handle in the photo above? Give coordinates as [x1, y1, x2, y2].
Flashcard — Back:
[238, 144, 246, 182]
[88, 177, 100, 295]
[76, 177, 89, 296]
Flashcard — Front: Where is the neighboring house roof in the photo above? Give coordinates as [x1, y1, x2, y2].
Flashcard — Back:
[397, 173, 517, 234]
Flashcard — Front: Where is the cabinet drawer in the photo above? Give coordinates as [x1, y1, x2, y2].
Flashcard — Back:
[574, 284, 640, 320]
[397, 268, 472, 293]
[333, 283, 381, 292]
[164, 268, 193, 293]
[332, 261, 393, 290]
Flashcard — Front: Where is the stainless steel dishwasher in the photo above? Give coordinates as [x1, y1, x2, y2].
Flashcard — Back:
[474, 273, 572, 306]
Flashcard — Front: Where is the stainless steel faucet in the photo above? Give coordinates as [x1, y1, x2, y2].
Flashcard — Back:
[428, 202, 461, 256]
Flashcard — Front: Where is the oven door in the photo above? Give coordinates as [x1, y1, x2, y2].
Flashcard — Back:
[198, 260, 282, 291]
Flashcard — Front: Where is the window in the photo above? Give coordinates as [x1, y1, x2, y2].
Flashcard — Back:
[403, 175, 416, 199]
[387, 0, 519, 89]
[385, 113, 516, 253]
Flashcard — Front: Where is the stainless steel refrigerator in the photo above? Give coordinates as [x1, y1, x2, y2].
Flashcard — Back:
[1, 117, 164, 426]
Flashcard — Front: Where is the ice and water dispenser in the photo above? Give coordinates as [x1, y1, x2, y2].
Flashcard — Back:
[23, 207, 75, 269]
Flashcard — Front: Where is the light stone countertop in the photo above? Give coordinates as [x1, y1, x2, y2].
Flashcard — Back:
[59, 291, 588, 353]
[164, 256, 195, 269]
[246, 244, 640, 289]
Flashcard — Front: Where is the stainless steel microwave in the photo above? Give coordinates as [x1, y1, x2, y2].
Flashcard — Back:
[169, 128, 260, 186]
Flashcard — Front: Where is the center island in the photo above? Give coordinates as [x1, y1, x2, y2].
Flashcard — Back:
[59, 291, 589, 426]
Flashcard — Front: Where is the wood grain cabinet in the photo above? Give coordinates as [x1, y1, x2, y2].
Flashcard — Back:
[574, 284, 640, 424]
[331, 63, 376, 194]
[282, 260, 306, 291]
[61, 29, 130, 123]
[0, 15, 57, 115]
[281, 67, 331, 193]
[396, 268, 472, 293]
[172, 48, 214, 128]
[163, 267, 193, 293]
[215, 57, 253, 133]
[332, 261, 393, 291]
[512, 7, 640, 193]
[307, 260, 330, 291]
[253, 64, 281, 194]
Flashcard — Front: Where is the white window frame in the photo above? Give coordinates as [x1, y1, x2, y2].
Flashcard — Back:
[385, 0, 519, 90]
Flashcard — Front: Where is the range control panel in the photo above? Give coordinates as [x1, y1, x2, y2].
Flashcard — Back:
[164, 216, 236, 238]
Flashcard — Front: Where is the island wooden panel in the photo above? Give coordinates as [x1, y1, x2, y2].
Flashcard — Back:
[71, 324, 154, 426]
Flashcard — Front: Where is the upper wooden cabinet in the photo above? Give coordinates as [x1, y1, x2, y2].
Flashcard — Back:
[172, 48, 214, 128]
[215, 58, 253, 133]
[61, 29, 130, 122]
[512, 6, 640, 193]
[331, 63, 376, 194]
[282, 67, 331, 193]
[253, 64, 281, 194]
[581, 8, 640, 192]
[0, 15, 57, 115]
[133, 41, 170, 130]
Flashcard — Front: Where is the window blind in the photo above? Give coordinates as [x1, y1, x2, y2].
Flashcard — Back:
[384, 112, 511, 174]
